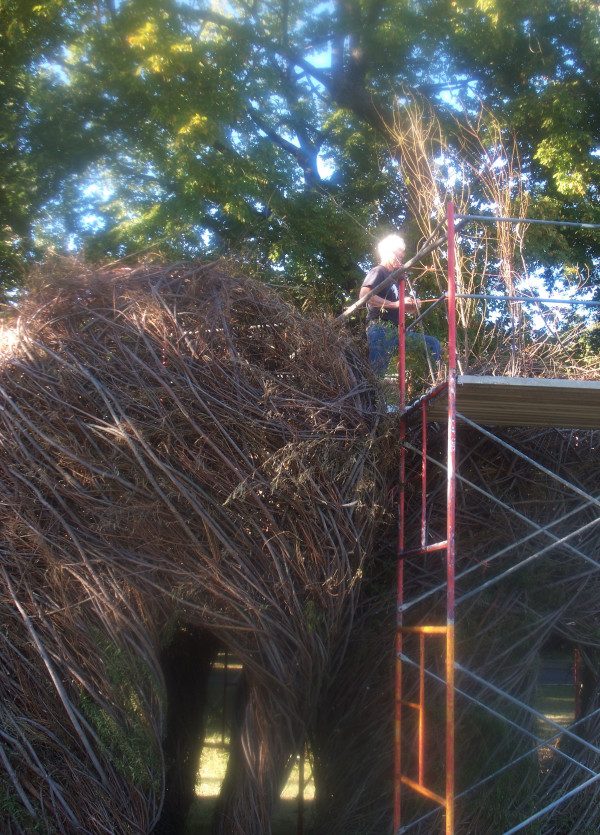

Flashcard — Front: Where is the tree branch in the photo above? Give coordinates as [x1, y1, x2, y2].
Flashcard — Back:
[196, 8, 393, 136]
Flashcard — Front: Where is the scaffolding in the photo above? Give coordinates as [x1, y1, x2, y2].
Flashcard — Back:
[395, 203, 600, 834]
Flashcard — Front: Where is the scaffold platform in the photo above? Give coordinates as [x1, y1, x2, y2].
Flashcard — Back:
[426, 375, 600, 429]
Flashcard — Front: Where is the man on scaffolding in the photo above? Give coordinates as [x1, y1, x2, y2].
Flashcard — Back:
[360, 234, 442, 376]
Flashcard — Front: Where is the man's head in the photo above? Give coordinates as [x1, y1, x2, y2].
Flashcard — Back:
[378, 234, 406, 269]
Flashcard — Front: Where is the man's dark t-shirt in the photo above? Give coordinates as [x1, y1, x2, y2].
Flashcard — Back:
[361, 265, 401, 327]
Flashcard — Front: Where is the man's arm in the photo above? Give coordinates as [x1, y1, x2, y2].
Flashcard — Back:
[359, 286, 418, 314]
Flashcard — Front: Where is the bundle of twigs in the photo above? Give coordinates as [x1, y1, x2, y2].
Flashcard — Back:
[0, 261, 392, 833]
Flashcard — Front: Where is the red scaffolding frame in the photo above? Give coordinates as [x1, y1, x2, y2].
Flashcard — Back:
[394, 203, 600, 835]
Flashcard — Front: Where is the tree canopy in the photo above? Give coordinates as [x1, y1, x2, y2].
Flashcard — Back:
[2, 0, 599, 306]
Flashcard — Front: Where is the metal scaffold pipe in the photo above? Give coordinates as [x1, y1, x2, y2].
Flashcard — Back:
[455, 213, 600, 229]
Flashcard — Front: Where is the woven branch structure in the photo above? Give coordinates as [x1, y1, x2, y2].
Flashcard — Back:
[1, 259, 599, 835]
[0, 261, 395, 834]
